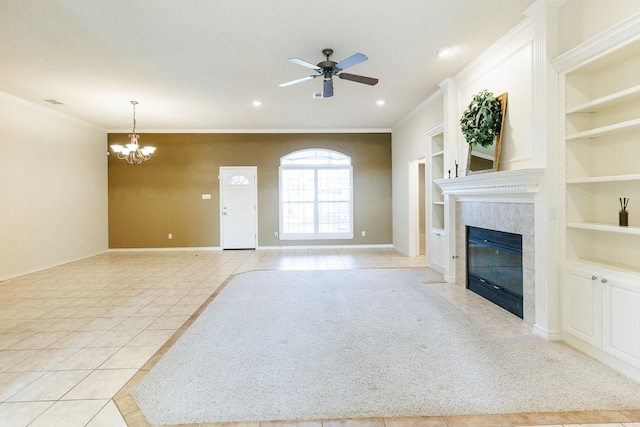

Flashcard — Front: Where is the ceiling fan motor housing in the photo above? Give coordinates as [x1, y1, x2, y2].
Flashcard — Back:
[319, 49, 338, 77]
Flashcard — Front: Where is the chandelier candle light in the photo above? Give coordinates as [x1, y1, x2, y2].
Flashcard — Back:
[110, 101, 156, 164]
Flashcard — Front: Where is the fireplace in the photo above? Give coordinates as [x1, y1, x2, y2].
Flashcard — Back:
[467, 226, 523, 318]
[435, 169, 544, 328]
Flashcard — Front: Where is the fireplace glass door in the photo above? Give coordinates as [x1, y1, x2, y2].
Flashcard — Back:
[467, 226, 523, 318]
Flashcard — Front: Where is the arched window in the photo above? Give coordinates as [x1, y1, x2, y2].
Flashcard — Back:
[227, 175, 250, 185]
[279, 149, 353, 240]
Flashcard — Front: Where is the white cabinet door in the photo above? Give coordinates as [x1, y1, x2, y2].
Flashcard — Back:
[429, 230, 444, 273]
[562, 265, 602, 347]
[602, 272, 640, 369]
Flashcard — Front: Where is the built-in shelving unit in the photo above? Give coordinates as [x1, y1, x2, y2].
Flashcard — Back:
[430, 145, 445, 232]
[555, 20, 640, 379]
[426, 123, 445, 273]
[562, 37, 640, 272]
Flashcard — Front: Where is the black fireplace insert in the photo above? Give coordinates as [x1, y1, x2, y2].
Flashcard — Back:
[466, 226, 523, 318]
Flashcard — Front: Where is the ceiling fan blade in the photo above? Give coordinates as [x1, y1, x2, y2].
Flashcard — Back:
[288, 57, 321, 70]
[279, 75, 318, 87]
[335, 52, 368, 70]
[338, 72, 379, 86]
[323, 78, 334, 98]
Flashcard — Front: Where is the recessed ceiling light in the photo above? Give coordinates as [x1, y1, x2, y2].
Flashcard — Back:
[376, 100, 386, 106]
[252, 100, 262, 107]
[434, 46, 452, 57]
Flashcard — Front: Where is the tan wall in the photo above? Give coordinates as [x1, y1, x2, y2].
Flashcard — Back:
[108, 133, 392, 248]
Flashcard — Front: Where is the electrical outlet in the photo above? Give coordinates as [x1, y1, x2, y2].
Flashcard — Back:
[168, 233, 173, 239]
[361, 231, 366, 237]
[275, 231, 279, 238]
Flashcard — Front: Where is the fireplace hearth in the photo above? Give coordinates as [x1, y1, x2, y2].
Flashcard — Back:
[467, 226, 523, 318]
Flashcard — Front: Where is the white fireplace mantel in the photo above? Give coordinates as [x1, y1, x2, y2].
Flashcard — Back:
[434, 168, 545, 196]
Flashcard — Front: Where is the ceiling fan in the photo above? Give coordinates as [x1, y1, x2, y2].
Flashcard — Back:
[279, 48, 379, 98]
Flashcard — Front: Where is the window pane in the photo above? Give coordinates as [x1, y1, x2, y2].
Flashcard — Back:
[318, 202, 350, 233]
[282, 202, 314, 233]
[281, 169, 314, 202]
[318, 169, 350, 201]
[227, 175, 250, 185]
[281, 148, 351, 165]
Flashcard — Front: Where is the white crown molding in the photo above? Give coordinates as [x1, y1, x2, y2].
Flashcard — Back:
[453, 17, 534, 86]
[435, 168, 545, 196]
[552, 12, 640, 73]
[424, 122, 444, 137]
[106, 128, 392, 134]
[523, 0, 566, 18]
[1, 91, 104, 132]
[391, 87, 444, 130]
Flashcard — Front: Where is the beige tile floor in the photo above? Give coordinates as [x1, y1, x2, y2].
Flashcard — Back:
[0, 248, 639, 427]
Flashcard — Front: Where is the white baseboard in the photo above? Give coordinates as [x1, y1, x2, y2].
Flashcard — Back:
[533, 325, 562, 341]
[562, 333, 640, 383]
[0, 249, 108, 282]
[108, 247, 222, 252]
[257, 244, 393, 250]
[108, 244, 394, 252]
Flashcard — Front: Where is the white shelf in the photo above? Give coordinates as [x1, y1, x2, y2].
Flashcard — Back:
[432, 150, 444, 157]
[567, 222, 640, 236]
[567, 174, 640, 184]
[432, 201, 445, 206]
[567, 84, 640, 114]
[566, 118, 640, 140]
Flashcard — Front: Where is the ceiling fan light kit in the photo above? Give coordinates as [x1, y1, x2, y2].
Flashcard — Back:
[279, 48, 379, 98]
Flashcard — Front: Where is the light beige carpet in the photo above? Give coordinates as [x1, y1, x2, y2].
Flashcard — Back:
[132, 269, 640, 425]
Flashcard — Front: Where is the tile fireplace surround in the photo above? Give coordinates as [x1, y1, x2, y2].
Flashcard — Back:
[457, 201, 535, 324]
[436, 169, 545, 326]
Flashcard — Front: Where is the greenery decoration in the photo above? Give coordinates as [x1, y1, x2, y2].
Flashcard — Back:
[460, 90, 502, 148]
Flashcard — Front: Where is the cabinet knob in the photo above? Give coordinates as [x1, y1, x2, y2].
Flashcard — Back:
[601, 278, 608, 283]
[591, 275, 597, 280]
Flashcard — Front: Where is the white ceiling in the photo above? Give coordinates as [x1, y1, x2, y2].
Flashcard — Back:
[0, 0, 535, 131]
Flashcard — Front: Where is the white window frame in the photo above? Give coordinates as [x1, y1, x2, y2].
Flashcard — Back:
[279, 149, 354, 240]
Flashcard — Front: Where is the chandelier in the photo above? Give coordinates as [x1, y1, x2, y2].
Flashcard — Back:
[110, 101, 156, 164]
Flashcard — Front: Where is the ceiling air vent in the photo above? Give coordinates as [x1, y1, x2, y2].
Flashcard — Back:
[312, 92, 324, 99]
[44, 99, 64, 105]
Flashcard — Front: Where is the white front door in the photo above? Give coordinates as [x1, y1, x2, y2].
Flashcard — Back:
[220, 167, 257, 249]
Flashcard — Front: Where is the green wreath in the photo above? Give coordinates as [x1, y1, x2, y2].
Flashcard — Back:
[460, 90, 502, 148]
